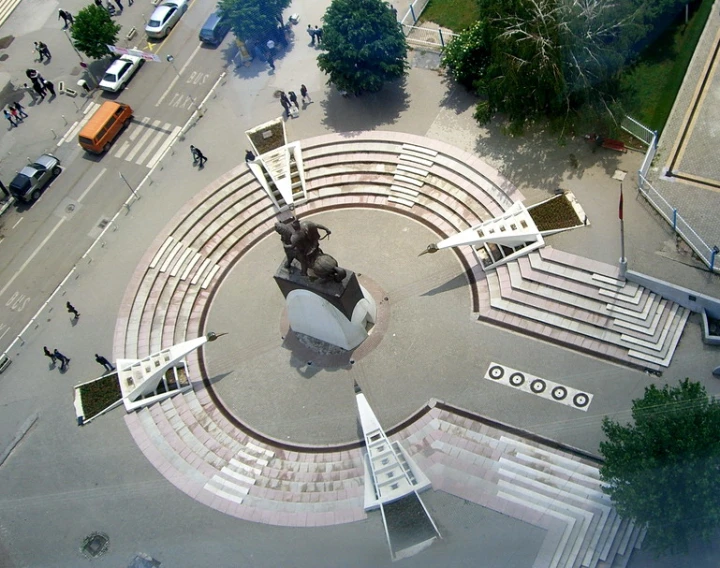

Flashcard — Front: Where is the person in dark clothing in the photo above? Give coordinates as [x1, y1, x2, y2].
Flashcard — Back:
[113, 0, 123, 12]
[288, 91, 298, 109]
[66, 302, 80, 320]
[190, 145, 207, 167]
[43, 79, 56, 97]
[58, 9, 72, 28]
[95, 354, 115, 372]
[53, 349, 70, 369]
[307, 24, 316, 45]
[315, 26, 323, 44]
[32, 81, 46, 100]
[245, 149, 255, 163]
[44, 346, 56, 365]
[38, 42, 51, 59]
[300, 84, 311, 103]
[267, 52, 275, 71]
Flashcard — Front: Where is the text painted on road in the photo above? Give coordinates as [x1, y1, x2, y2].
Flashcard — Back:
[5, 291, 31, 312]
[186, 72, 209, 85]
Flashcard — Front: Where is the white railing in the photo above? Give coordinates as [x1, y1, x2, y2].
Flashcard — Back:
[627, 115, 719, 272]
[401, 23, 454, 50]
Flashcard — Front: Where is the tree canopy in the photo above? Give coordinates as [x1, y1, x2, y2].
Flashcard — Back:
[441, 0, 694, 132]
[217, 0, 290, 43]
[317, 0, 408, 95]
[600, 378, 720, 555]
[70, 4, 121, 60]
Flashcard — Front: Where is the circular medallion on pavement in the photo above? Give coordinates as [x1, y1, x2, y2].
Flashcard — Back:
[573, 393, 590, 408]
[551, 386, 567, 400]
[509, 372, 525, 387]
[530, 379, 546, 394]
[488, 365, 504, 380]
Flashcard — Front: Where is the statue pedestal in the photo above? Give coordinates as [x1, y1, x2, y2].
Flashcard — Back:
[274, 263, 376, 350]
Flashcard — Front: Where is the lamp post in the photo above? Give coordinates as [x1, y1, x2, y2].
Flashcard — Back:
[63, 29, 99, 85]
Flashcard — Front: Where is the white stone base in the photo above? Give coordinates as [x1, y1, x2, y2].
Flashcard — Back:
[286, 286, 376, 350]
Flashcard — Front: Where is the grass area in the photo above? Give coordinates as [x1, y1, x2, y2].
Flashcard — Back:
[79, 374, 121, 420]
[619, 0, 712, 133]
[419, 0, 480, 32]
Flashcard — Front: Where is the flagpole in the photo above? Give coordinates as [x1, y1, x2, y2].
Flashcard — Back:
[619, 182, 627, 280]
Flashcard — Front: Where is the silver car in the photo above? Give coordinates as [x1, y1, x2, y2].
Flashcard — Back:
[145, 0, 188, 39]
[9, 153, 61, 202]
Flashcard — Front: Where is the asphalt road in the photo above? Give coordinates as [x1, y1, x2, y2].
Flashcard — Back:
[0, 0, 229, 356]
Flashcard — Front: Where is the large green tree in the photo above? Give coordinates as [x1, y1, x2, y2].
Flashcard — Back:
[217, 0, 290, 43]
[600, 379, 720, 555]
[441, 0, 692, 132]
[71, 5, 121, 60]
[317, 0, 408, 95]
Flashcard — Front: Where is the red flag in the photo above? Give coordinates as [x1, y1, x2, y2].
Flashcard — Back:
[619, 185, 624, 220]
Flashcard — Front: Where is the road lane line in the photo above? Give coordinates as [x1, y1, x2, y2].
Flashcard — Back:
[125, 120, 160, 161]
[0, 217, 66, 298]
[12, 218, 23, 229]
[135, 122, 170, 164]
[155, 43, 202, 107]
[77, 168, 107, 203]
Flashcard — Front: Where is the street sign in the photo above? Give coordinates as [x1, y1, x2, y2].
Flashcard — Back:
[107, 45, 161, 62]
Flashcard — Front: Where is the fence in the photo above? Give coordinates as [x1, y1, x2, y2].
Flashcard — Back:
[400, 0, 433, 26]
[624, 116, 720, 272]
[401, 23, 454, 50]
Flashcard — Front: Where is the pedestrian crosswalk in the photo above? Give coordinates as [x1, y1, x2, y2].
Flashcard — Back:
[58, 102, 182, 169]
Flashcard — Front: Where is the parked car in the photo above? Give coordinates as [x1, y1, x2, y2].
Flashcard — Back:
[145, 0, 188, 39]
[199, 11, 230, 46]
[99, 55, 144, 92]
[9, 153, 61, 202]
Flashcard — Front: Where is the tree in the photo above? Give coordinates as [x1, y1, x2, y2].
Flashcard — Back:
[317, 0, 408, 95]
[600, 379, 720, 555]
[217, 0, 290, 43]
[71, 5, 121, 60]
[441, 0, 692, 132]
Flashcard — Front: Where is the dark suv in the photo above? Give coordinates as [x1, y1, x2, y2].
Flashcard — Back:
[9, 153, 61, 202]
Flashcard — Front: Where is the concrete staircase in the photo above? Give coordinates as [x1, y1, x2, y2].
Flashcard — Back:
[478, 247, 690, 371]
[401, 404, 645, 568]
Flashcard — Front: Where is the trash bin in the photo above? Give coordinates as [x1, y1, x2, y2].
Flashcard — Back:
[77, 79, 90, 93]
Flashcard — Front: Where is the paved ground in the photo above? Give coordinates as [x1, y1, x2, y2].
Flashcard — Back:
[1, 1, 720, 567]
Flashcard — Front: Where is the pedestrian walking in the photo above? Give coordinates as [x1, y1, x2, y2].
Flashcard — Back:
[33, 41, 46, 62]
[53, 349, 70, 369]
[245, 149, 255, 163]
[94, 0, 102, 7]
[43, 346, 57, 365]
[190, 145, 207, 167]
[8, 105, 23, 123]
[95, 354, 115, 372]
[43, 79, 56, 98]
[315, 26, 323, 45]
[300, 84, 311, 104]
[267, 52, 275, 71]
[12, 101, 28, 118]
[307, 24, 316, 45]
[113, 0, 123, 12]
[58, 9, 71, 28]
[39, 42, 51, 59]
[23, 83, 38, 103]
[288, 90, 298, 109]
[31, 81, 46, 100]
[66, 301, 80, 320]
[3, 109, 17, 127]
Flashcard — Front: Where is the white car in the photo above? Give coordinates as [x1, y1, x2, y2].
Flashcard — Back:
[145, 0, 189, 39]
[99, 55, 144, 92]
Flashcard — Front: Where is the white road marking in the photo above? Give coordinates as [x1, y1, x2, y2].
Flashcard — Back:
[125, 119, 160, 162]
[59, 102, 100, 146]
[146, 125, 182, 169]
[77, 168, 107, 203]
[12, 218, 23, 229]
[0, 217, 66, 298]
[155, 43, 202, 107]
[135, 122, 170, 165]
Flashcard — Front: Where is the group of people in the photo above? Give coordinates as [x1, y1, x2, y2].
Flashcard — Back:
[307, 24, 323, 46]
[24, 69, 55, 103]
[94, 0, 130, 16]
[3, 101, 29, 128]
[58, 9, 74, 28]
[279, 85, 311, 118]
[41, 302, 115, 373]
